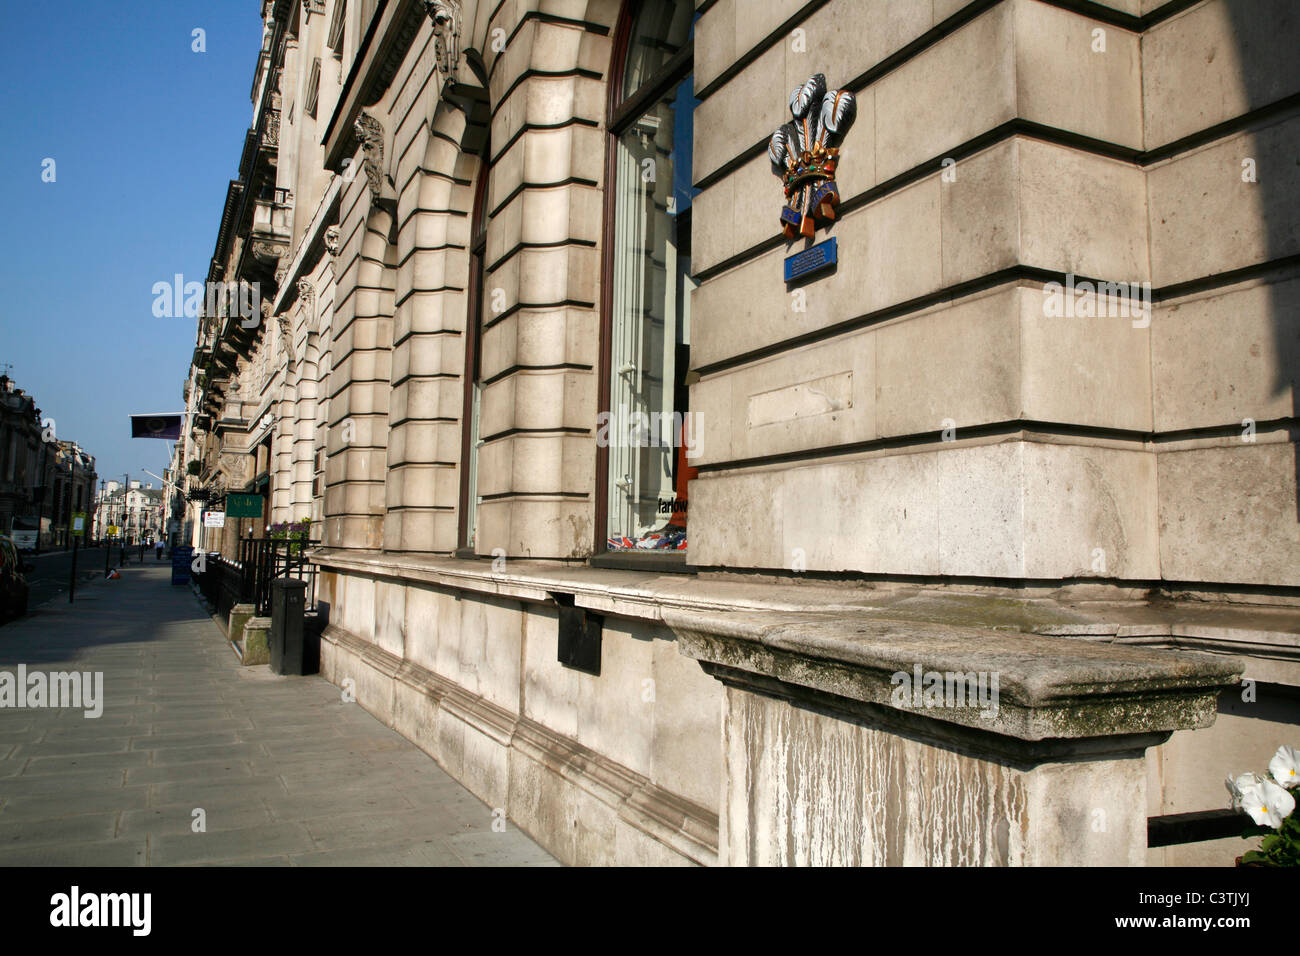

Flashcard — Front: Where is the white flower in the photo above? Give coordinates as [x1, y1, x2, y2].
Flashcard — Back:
[1240, 778, 1296, 829]
[1226, 771, 1263, 810]
[1268, 745, 1300, 789]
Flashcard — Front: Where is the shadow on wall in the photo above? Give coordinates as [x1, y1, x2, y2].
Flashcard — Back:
[1222, 1, 1300, 522]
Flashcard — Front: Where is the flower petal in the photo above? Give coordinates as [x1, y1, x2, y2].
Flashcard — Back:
[1268, 745, 1300, 788]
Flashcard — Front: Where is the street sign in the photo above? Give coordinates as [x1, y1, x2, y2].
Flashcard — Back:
[226, 493, 263, 518]
[71, 513, 86, 534]
[107, 525, 119, 536]
[204, 511, 226, 528]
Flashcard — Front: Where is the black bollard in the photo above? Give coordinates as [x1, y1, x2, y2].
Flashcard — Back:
[68, 537, 78, 603]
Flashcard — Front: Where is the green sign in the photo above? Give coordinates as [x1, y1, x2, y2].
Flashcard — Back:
[226, 494, 264, 518]
[71, 512, 87, 534]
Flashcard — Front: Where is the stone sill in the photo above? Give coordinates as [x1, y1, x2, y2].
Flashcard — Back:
[665, 607, 1242, 744]
[309, 546, 1298, 646]
[311, 548, 1245, 744]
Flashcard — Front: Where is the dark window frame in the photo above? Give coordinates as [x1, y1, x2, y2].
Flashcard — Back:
[593, 0, 695, 570]
[456, 146, 491, 555]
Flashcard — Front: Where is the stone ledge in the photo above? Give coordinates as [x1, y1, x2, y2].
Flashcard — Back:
[662, 608, 1242, 745]
[309, 548, 1300, 648]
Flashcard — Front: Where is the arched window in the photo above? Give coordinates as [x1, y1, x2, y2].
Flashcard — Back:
[598, 0, 697, 558]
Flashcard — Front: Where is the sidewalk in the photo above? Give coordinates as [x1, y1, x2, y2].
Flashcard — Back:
[0, 565, 557, 866]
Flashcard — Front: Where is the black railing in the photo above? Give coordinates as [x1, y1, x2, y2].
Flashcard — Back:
[194, 538, 318, 619]
[238, 536, 318, 616]
[195, 552, 242, 622]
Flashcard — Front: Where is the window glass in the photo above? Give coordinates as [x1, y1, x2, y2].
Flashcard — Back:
[605, 4, 697, 553]
[621, 2, 692, 99]
[460, 156, 490, 551]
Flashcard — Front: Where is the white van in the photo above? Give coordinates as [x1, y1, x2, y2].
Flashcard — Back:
[10, 516, 39, 552]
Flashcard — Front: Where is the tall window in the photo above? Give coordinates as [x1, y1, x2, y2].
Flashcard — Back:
[458, 152, 490, 552]
[600, 0, 697, 555]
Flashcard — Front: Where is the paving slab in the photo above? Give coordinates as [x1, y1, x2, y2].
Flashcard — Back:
[0, 788, 152, 821]
[0, 565, 557, 866]
[0, 839, 148, 867]
[290, 838, 469, 867]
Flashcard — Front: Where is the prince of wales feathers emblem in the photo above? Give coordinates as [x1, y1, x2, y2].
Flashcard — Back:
[768, 75, 857, 239]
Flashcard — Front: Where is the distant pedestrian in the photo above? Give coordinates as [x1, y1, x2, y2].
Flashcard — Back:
[155, 539, 165, 561]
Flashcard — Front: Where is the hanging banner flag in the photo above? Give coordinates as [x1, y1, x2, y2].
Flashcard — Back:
[130, 413, 184, 440]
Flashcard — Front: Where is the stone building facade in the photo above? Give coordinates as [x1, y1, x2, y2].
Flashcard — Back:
[0, 375, 45, 543]
[183, 0, 1300, 865]
[47, 441, 98, 549]
[0, 376, 98, 550]
[94, 481, 165, 546]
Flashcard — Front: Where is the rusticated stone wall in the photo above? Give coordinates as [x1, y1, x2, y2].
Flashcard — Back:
[689, 0, 1300, 589]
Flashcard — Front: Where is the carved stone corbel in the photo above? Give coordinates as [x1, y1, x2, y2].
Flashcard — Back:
[353, 111, 385, 201]
[279, 307, 298, 369]
[324, 225, 341, 258]
[295, 278, 316, 344]
[423, 1, 462, 76]
[251, 240, 289, 265]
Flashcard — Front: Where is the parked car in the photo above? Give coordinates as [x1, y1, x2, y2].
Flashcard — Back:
[0, 535, 33, 623]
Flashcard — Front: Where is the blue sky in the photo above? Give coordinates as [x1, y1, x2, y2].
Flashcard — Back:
[0, 1, 263, 491]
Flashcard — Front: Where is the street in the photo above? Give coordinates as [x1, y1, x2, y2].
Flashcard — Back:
[18, 544, 168, 612]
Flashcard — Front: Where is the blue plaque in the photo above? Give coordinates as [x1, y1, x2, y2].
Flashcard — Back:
[784, 237, 837, 282]
[171, 546, 194, 585]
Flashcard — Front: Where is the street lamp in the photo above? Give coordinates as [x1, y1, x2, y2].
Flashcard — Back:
[32, 438, 47, 555]
[143, 467, 179, 547]
[99, 479, 111, 576]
